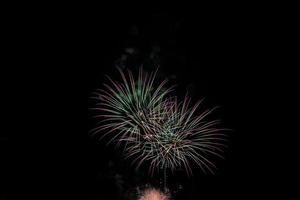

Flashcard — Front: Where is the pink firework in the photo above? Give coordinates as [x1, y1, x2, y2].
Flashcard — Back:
[138, 188, 169, 200]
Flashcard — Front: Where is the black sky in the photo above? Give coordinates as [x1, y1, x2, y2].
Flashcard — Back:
[6, 4, 295, 200]
[82, 7, 289, 199]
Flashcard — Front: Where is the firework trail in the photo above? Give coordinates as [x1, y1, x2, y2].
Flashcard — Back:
[138, 188, 169, 200]
[91, 67, 227, 176]
[90, 67, 173, 147]
[124, 96, 227, 176]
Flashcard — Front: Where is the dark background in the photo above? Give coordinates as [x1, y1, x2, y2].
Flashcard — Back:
[5, 4, 296, 200]
[82, 7, 290, 199]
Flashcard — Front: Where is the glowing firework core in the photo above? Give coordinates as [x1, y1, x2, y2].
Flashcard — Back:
[138, 188, 169, 200]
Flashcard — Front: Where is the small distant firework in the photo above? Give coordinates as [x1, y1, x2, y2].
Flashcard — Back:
[138, 188, 169, 200]
[91, 67, 227, 176]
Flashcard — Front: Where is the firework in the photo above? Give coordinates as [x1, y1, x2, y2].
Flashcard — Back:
[138, 188, 169, 200]
[90, 67, 173, 147]
[124, 96, 227, 176]
[91, 67, 227, 176]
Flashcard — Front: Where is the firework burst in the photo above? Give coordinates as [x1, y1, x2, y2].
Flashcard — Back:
[124, 96, 227, 175]
[90, 67, 173, 147]
[91, 67, 227, 176]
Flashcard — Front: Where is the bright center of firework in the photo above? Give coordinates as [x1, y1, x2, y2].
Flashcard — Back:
[160, 127, 177, 142]
[164, 130, 174, 137]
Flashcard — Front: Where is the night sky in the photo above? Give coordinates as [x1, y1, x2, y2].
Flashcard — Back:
[83, 7, 285, 199]
[5, 4, 294, 200]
